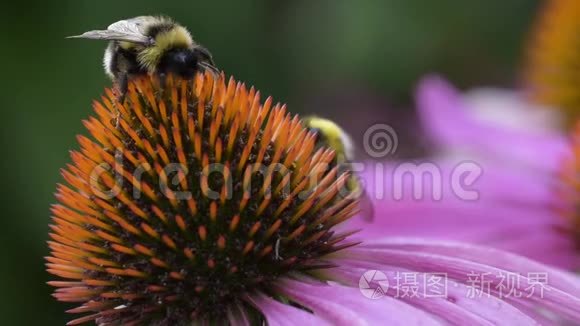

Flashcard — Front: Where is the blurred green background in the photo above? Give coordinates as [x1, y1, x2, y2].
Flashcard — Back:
[0, 0, 539, 324]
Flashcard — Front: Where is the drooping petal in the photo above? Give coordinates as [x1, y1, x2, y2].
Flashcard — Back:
[334, 238, 580, 323]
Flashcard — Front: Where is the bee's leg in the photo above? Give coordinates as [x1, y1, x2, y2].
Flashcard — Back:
[114, 75, 129, 128]
[274, 237, 283, 261]
[114, 107, 122, 128]
[155, 72, 166, 89]
[117, 74, 128, 103]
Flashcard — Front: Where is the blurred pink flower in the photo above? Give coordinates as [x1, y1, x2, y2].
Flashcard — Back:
[350, 76, 579, 270]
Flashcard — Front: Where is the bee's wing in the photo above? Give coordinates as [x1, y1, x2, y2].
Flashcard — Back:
[344, 169, 374, 223]
[108, 16, 152, 36]
[67, 30, 151, 44]
[357, 188, 375, 223]
[67, 16, 153, 45]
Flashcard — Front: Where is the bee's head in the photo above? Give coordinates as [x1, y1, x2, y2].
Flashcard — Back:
[157, 46, 215, 78]
[157, 48, 198, 78]
[139, 23, 215, 77]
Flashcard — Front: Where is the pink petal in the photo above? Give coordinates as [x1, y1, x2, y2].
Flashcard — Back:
[278, 278, 443, 325]
[246, 293, 331, 326]
[344, 160, 578, 269]
[356, 238, 580, 296]
[337, 239, 580, 322]
[329, 267, 538, 325]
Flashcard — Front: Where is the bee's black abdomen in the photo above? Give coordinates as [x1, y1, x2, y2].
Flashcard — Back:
[114, 45, 147, 75]
[107, 43, 148, 99]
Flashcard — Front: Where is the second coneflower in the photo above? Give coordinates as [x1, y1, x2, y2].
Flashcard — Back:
[561, 122, 580, 251]
[48, 72, 580, 325]
[524, 0, 580, 124]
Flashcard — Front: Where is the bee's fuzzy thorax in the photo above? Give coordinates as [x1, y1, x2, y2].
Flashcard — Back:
[138, 25, 193, 72]
[304, 116, 353, 162]
[47, 72, 359, 324]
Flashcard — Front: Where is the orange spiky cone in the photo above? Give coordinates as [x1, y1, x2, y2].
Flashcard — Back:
[46, 72, 360, 325]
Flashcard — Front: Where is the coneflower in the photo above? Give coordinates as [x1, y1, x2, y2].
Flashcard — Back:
[48, 72, 580, 325]
[48, 72, 357, 324]
[524, 0, 580, 124]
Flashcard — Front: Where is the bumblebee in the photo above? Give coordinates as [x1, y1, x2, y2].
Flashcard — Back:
[69, 16, 217, 98]
[303, 116, 374, 222]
